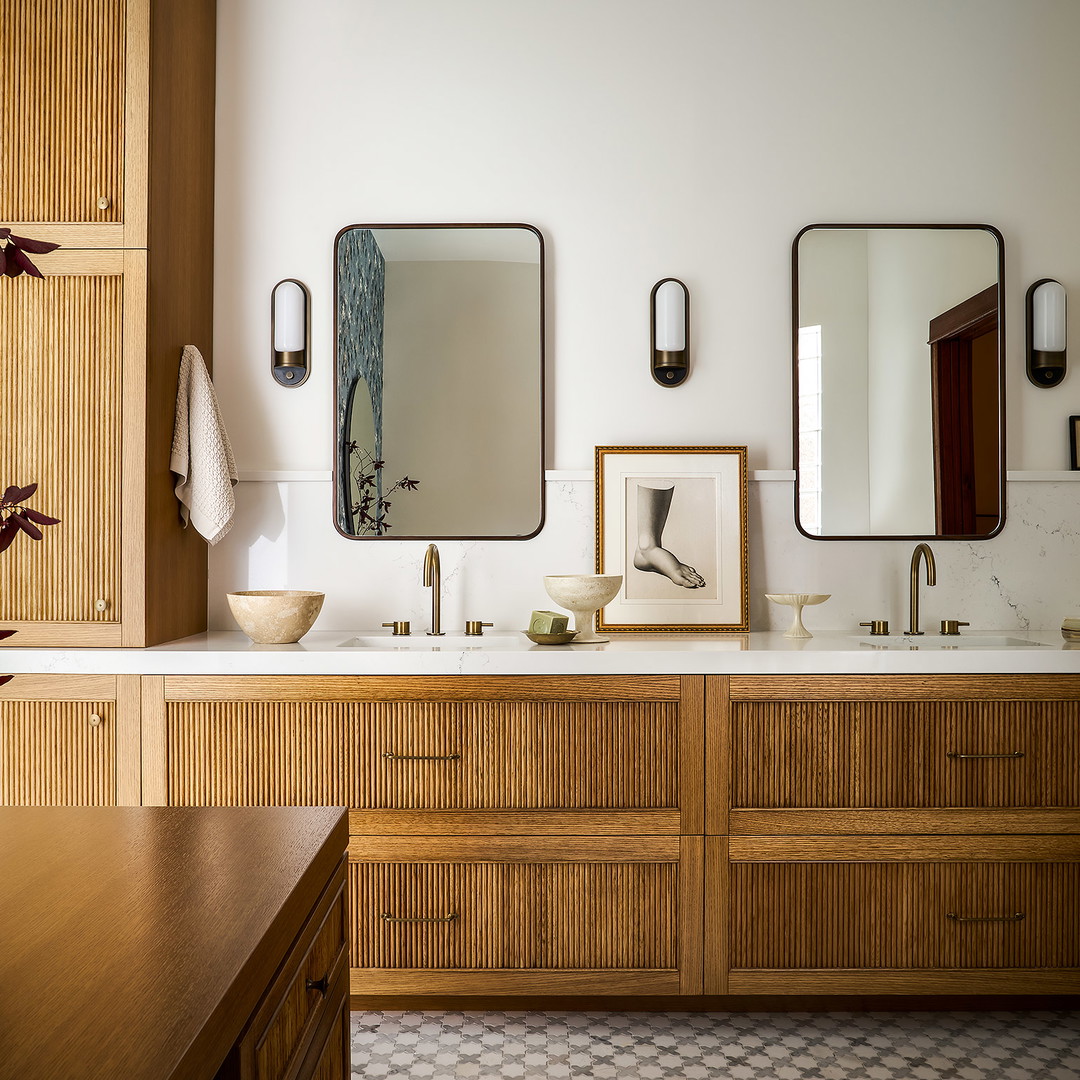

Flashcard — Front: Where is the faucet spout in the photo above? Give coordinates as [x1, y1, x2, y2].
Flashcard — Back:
[907, 543, 937, 636]
[423, 543, 443, 636]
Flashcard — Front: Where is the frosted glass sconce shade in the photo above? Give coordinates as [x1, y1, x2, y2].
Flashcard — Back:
[271, 279, 310, 387]
[1026, 278, 1067, 388]
[650, 277, 690, 387]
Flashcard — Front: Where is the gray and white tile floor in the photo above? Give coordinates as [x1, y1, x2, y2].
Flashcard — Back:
[350, 1010, 1080, 1079]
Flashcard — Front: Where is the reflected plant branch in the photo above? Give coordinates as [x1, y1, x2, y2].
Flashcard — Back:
[347, 444, 419, 536]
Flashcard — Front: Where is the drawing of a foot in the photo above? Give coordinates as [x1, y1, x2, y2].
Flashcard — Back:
[633, 544, 706, 588]
[634, 481, 707, 589]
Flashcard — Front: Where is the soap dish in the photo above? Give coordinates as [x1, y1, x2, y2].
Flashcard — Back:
[1061, 618, 1080, 641]
[522, 629, 579, 646]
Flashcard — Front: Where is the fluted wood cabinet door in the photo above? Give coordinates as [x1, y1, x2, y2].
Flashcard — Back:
[0, 0, 147, 246]
[0, 674, 141, 805]
[0, 250, 145, 644]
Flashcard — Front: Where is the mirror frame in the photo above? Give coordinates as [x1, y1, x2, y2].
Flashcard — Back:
[791, 222, 1006, 542]
[332, 221, 546, 541]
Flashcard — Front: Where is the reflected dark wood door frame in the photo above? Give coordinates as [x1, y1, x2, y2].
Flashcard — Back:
[929, 284, 999, 536]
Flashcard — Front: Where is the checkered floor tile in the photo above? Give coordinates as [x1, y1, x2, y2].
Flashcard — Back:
[350, 1010, 1080, 1079]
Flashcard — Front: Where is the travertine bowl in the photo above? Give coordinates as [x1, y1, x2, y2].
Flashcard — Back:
[227, 590, 325, 644]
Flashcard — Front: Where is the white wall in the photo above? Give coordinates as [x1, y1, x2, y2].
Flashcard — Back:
[209, 0, 1080, 633]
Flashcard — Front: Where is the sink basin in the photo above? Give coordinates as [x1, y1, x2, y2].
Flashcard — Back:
[337, 634, 521, 649]
[858, 635, 1047, 650]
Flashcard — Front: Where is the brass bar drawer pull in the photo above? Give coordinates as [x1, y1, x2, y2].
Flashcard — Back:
[946, 750, 1024, 760]
[946, 911, 1025, 924]
[381, 912, 458, 924]
[381, 751, 461, 762]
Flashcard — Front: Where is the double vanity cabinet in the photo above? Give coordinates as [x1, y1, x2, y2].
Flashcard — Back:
[2, 639, 1077, 1005]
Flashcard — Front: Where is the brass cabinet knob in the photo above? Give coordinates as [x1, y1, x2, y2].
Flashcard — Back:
[382, 621, 410, 636]
[859, 620, 889, 636]
[940, 620, 970, 636]
[464, 621, 493, 636]
[96, 196, 111, 210]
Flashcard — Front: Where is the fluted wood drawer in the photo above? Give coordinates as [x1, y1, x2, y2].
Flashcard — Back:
[243, 860, 348, 1080]
[156, 676, 703, 833]
[0, 675, 117, 805]
[299, 972, 348, 1080]
[730, 697, 1080, 810]
[348, 836, 704, 995]
[720, 836, 1080, 994]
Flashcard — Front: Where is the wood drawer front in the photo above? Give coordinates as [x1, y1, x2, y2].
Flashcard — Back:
[165, 699, 680, 813]
[731, 699, 1080, 809]
[300, 974, 348, 1080]
[0, 698, 116, 805]
[250, 872, 348, 1080]
[347, 837, 702, 994]
[730, 860, 1080, 971]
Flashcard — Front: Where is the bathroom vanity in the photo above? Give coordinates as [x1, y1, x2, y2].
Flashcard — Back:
[1, 632, 1077, 1006]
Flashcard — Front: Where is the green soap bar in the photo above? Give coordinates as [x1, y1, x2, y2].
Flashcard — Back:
[529, 610, 569, 634]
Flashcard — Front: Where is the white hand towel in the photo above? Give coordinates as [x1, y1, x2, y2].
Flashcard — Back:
[170, 345, 238, 545]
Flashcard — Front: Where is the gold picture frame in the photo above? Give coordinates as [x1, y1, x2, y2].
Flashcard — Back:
[595, 445, 749, 633]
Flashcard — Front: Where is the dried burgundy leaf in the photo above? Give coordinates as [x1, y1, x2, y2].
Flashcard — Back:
[15, 483, 38, 502]
[0, 246, 5, 277]
[9, 247, 43, 279]
[0, 673, 13, 683]
[10, 234, 60, 255]
[0, 524, 16, 554]
[2, 243, 19, 277]
[0, 227, 9, 240]
[21, 507, 60, 526]
[1, 486, 19, 504]
[11, 513, 43, 541]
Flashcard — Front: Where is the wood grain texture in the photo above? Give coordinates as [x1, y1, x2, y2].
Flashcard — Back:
[163, 675, 683, 702]
[728, 674, 1080, 700]
[678, 836, 705, 994]
[164, 697, 681, 815]
[350, 860, 678, 971]
[731, 698, 1080, 809]
[305, 978, 349, 1080]
[704, 836, 729, 995]
[349, 837, 680, 863]
[0, 263, 124, 625]
[726, 969, 1080, 994]
[0, 675, 116, 700]
[0, 698, 116, 804]
[0, 806, 348, 1080]
[731, 861, 1080, 971]
[680, 675, 705, 834]
[140, 0, 215, 645]
[347, 809, 682, 836]
[728, 836, 1080, 862]
[704, 676, 730, 835]
[0, 0, 126, 223]
[140, 675, 167, 805]
[115, 674, 142, 806]
[350, 969, 681, 996]
[730, 808, 1080, 836]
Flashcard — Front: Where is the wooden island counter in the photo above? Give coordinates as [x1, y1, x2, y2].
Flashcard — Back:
[0, 806, 349, 1080]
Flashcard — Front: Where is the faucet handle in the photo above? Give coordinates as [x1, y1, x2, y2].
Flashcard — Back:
[940, 620, 969, 636]
[859, 620, 890, 636]
[382, 621, 411, 636]
[464, 621, 493, 637]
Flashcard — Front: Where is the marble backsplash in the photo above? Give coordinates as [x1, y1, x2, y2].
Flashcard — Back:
[207, 476, 1080, 636]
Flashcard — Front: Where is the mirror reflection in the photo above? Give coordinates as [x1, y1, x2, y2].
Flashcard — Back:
[334, 224, 544, 539]
[793, 224, 1004, 540]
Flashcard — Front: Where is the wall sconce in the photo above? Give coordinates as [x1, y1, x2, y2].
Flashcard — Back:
[271, 278, 310, 387]
[650, 278, 690, 387]
[1026, 278, 1067, 388]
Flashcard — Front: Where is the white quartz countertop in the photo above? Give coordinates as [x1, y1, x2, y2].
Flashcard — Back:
[2, 630, 1079, 676]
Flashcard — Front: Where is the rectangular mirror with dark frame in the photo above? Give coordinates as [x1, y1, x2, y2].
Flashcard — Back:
[334, 223, 545, 540]
[792, 223, 1005, 540]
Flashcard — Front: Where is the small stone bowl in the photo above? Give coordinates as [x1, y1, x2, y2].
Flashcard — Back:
[227, 590, 325, 644]
[521, 629, 579, 646]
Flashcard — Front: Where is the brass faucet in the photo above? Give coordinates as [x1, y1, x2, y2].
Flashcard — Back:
[423, 543, 444, 636]
[907, 543, 937, 635]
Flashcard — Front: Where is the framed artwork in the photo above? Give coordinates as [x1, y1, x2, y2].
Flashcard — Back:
[595, 445, 749, 633]
[1070, 416, 1080, 471]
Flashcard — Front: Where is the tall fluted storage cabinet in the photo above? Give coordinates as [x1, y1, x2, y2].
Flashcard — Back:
[0, 0, 215, 646]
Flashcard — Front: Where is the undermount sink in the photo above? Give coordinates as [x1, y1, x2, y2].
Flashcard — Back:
[337, 634, 522, 649]
[858, 635, 1047, 650]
